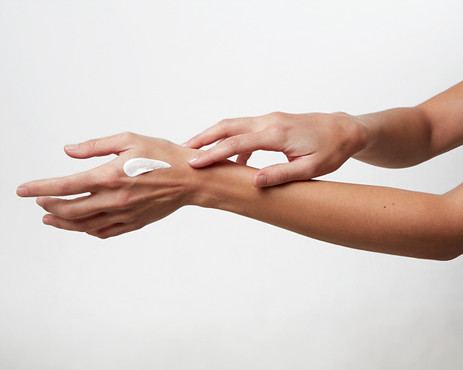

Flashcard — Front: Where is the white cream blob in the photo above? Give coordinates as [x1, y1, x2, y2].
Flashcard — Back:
[123, 158, 172, 177]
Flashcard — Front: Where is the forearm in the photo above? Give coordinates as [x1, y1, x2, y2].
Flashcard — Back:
[190, 162, 462, 260]
[21, 133, 461, 256]
[353, 107, 434, 167]
[353, 81, 463, 168]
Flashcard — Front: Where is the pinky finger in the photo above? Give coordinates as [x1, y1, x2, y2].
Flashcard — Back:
[86, 222, 142, 239]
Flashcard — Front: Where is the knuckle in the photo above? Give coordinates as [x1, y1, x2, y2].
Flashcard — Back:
[268, 111, 286, 121]
[217, 118, 236, 134]
[61, 206, 77, 219]
[277, 172, 288, 184]
[57, 179, 72, 194]
[271, 169, 288, 184]
[85, 138, 98, 154]
[268, 126, 287, 143]
[120, 131, 134, 139]
[124, 212, 138, 224]
[40, 202, 50, 212]
[114, 191, 133, 209]
[119, 131, 136, 143]
[218, 118, 231, 129]
[78, 218, 100, 232]
[223, 136, 239, 149]
[100, 167, 121, 189]
[75, 222, 87, 232]
[133, 221, 145, 231]
[105, 176, 120, 189]
[332, 111, 349, 117]
[88, 229, 109, 239]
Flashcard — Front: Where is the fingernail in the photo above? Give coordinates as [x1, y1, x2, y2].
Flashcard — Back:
[42, 215, 51, 225]
[188, 155, 200, 164]
[255, 174, 267, 187]
[17, 187, 28, 196]
[65, 144, 78, 151]
[181, 141, 189, 147]
[36, 197, 44, 206]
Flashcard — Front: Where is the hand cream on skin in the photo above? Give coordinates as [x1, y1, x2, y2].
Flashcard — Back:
[123, 158, 172, 177]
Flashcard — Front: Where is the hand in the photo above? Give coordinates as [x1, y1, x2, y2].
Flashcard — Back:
[185, 111, 367, 187]
[16, 132, 199, 239]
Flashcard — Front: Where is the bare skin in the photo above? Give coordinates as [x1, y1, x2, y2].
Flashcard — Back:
[16, 82, 463, 260]
[185, 81, 463, 186]
[186, 111, 368, 187]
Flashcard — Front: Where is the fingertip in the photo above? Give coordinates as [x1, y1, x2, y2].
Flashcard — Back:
[253, 174, 268, 187]
[36, 196, 50, 207]
[185, 141, 202, 149]
[64, 144, 79, 151]
[42, 214, 52, 225]
[188, 155, 206, 168]
[64, 144, 82, 157]
[64, 143, 82, 158]
[16, 186, 29, 197]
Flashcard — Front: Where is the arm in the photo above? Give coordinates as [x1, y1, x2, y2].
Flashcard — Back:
[353, 81, 463, 167]
[194, 161, 462, 261]
[17, 133, 463, 260]
[185, 81, 463, 184]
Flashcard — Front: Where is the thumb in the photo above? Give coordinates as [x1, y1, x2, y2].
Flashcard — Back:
[253, 158, 317, 187]
[64, 132, 132, 159]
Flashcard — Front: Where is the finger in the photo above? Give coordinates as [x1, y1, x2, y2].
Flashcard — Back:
[64, 132, 133, 159]
[253, 157, 319, 187]
[36, 194, 103, 219]
[42, 211, 131, 232]
[236, 152, 252, 165]
[185, 117, 256, 149]
[86, 222, 140, 239]
[17, 168, 102, 197]
[188, 132, 275, 168]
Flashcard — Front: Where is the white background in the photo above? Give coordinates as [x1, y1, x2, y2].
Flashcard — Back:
[1, 1, 462, 369]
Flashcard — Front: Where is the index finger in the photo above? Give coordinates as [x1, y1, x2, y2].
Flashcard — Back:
[17, 168, 102, 197]
[188, 131, 273, 168]
[186, 117, 256, 149]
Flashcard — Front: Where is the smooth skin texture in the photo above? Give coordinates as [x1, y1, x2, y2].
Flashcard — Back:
[16, 139, 462, 260]
[16, 81, 463, 260]
[18, 134, 194, 238]
[186, 111, 367, 187]
[186, 81, 463, 186]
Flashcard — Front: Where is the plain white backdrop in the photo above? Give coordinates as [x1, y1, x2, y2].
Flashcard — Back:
[1, 1, 462, 369]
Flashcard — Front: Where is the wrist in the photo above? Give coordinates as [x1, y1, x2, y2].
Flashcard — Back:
[147, 142, 205, 208]
[350, 113, 377, 157]
[328, 111, 369, 156]
[347, 113, 369, 154]
[150, 142, 250, 210]
[187, 160, 258, 212]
